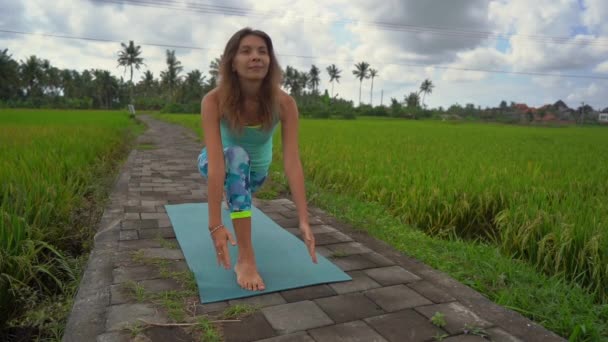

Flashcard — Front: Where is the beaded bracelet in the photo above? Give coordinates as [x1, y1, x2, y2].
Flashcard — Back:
[209, 224, 224, 235]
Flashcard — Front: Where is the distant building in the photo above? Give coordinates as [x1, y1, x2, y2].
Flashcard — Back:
[599, 112, 608, 124]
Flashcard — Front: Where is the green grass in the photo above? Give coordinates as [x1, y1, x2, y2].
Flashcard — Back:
[0, 108, 142, 339]
[154, 113, 608, 340]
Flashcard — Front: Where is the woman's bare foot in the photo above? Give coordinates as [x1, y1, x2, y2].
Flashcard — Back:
[234, 262, 265, 291]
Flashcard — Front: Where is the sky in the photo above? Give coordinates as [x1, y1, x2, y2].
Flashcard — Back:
[1, 0, 608, 110]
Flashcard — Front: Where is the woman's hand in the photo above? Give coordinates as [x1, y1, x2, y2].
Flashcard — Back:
[300, 223, 317, 263]
[211, 226, 236, 269]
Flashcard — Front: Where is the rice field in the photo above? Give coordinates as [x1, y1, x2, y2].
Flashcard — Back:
[158, 113, 608, 304]
[0, 109, 137, 330]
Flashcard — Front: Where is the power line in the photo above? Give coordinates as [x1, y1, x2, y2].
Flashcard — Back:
[93, 0, 608, 48]
[2, 29, 608, 81]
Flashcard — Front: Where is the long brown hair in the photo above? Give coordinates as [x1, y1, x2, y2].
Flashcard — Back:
[217, 27, 282, 133]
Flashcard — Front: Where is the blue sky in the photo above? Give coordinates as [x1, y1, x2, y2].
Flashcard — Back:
[1, 0, 607, 110]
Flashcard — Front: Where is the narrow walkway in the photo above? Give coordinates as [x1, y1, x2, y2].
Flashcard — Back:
[63, 115, 565, 342]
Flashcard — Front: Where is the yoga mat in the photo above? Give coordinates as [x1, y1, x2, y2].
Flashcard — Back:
[164, 203, 352, 303]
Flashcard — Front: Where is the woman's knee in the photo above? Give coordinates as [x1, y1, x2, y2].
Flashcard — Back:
[224, 146, 250, 171]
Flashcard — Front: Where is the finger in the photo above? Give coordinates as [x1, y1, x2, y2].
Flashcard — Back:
[222, 246, 231, 269]
[227, 231, 237, 246]
[309, 245, 318, 263]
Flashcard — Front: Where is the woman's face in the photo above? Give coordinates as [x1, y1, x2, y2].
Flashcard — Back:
[232, 34, 270, 81]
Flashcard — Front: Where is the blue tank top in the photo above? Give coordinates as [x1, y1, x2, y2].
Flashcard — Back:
[219, 116, 279, 174]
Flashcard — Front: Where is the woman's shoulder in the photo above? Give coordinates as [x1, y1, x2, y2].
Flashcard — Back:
[278, 89, 295, 107]
[202, 88, 222, 119]
[278, 90, 297, 120]
[203, 87, 220, 104]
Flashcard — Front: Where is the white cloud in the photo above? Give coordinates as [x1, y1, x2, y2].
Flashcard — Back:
[0, 0, 606, 109]
[594, 60, 608, 73]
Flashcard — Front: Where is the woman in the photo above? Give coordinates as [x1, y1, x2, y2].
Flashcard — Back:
[197, 27, 317, 292]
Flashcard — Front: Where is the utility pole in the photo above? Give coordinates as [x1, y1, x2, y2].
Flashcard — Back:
[380, 89, 383, 107]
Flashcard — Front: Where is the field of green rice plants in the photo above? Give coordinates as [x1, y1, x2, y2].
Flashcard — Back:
[287, 120, 608, 299]
[0, 109, 138, 336]
[159, 113, 608, 303]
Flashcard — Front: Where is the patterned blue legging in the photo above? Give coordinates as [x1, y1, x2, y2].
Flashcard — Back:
[197, 146, 267, 219]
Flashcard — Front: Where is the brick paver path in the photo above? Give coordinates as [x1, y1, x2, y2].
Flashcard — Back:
[63, 115, 565, 342]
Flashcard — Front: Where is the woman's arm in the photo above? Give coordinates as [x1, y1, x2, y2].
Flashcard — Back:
[280, 92, 308, 226]
[280, 92, 317, 263]
[201, 90, 225, 229]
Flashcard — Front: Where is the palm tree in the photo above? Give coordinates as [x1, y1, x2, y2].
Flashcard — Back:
[282, 66, 298, 95]
[352, 61, 370, 106]
[208, 55, 222, 88]
[326, 64, 341, 98]
[139, 70, 156, 99]
[418, 79, 434, 109]
[308, 65, 320, 94]
[160, 50, 183, 101]
[181, 69, 206, 102]
[369, 68, 378, 106]
[297, 71, 309, 97]
[20, 55, 45, 98]
[117, 40, 145, 104]
[0, 49, 20, 100]
[405, 92, 420, 108]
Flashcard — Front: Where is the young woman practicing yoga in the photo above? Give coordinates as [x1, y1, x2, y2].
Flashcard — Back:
[197, 27, 317, 292]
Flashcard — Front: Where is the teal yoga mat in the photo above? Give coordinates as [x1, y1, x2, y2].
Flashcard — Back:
[164, 203, 352, 303]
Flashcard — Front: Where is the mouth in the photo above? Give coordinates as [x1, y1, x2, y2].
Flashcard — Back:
[248, 66, 264, 70]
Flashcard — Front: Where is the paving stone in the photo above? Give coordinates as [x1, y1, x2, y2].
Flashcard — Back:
[330, 254, 378, 271]
[365, 285, 433, 312]
[125, 212, 141, 220]
[110, 283, 136, 304]
[308, 320, 388, 342]
[266, 212, 286, 221]
[119, 230, 139, 241]
[311, 224, 338, 234]
[325, 242, 373, 255]
[138, 278, 184, 293]
[280, 284, 337, 302]
[195, 301, 229, 315]
[121, 219, 159, 229]
[221, 311, 276, 342]
[138, 227, 176, 239]
[365, 252, 396, 266]
[407, 281, 456, 303]
[315, 246, 332, 257]
[158, 218, 172, 228]
[364, 266, 421, 286]
[415, 302, 494, 335]
[441, 335, 489, 341]
[329, 271, 382, 294]
[125, 206, 158, 213]
[106, 303, 168, 331]
[364, 309, 447, 342]
[142, 200, 167, 206]
[261, 300, 334, 334]
[485, 327, 524, 342]
[253, 331, 315, 342]
[314, 292, 385, 323]
[118, 239, 162, 251]
[96, 331, 131, 342]
[228, 292, 286, 308]
[141, 212, 168, 219]
[144, 326, 194, 342]
[141, 248, 184, 260]
[313, 231, 354, 245]
[113, 265, 160, 283]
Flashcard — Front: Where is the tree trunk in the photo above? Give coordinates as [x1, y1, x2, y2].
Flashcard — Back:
[370, 77, 374, 106]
